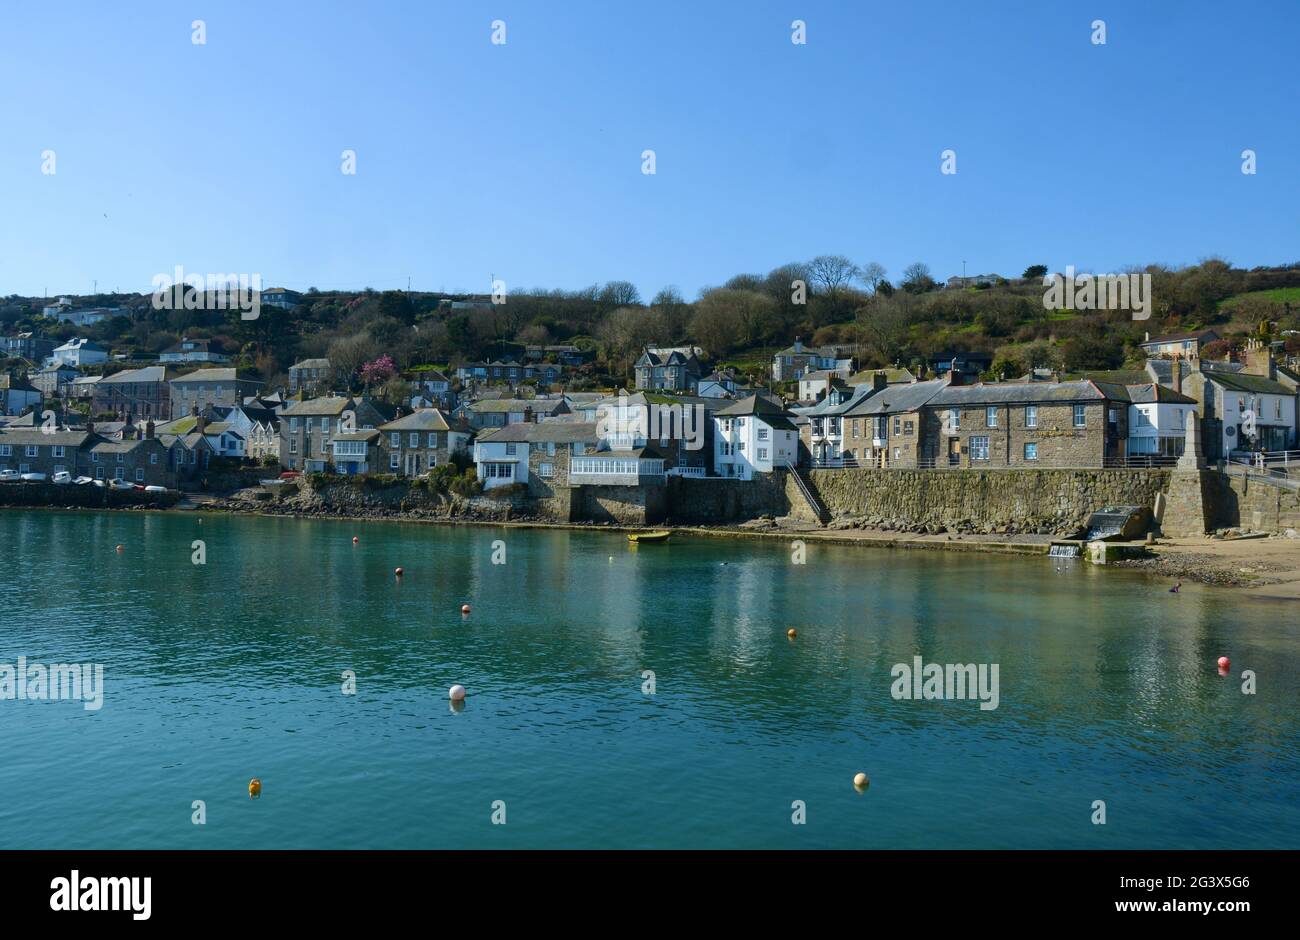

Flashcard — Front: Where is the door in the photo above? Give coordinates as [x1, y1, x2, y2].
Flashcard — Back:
[948, 437, 961, 466]
[405, 453, 420, 476]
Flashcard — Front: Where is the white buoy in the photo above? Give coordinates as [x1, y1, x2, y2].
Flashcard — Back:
[449, 684, 466, 701]
[854, 772, 869, 788]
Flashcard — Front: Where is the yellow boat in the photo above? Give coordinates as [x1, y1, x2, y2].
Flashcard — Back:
[628, 531, 671, 544]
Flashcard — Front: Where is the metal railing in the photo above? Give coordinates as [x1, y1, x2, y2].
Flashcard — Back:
[783, 460, 829, 523]
[1101, 455, 1180, 468]
[666, 465, 706, 477]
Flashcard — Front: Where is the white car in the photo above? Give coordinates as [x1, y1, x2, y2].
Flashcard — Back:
[0, 470, 18, 482]
[73, 476, 95, 485]
[52, 471, 72, 484]
[20, 472, 46, 482]
[108, 478, 135, 490]
[143, 485, 167, 494]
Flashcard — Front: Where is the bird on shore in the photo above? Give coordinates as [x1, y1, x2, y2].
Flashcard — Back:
[1169, 582, 1181, 593]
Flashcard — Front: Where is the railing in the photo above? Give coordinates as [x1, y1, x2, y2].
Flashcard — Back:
[666, 465, 706, 477]
[1225, 453, 1300, 489]
[1102, 455, 1180, 468]
[784, 460, 829, 523]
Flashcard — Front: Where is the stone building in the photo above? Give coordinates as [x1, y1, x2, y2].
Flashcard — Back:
[92, 366, 179, 421]
[169, 368, 263, 417]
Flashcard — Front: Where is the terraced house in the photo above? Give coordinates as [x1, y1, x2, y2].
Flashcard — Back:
[279, 396, 387, 472]
[92, 366, 178, 421]
[169, 368, 263, 417]
[378, 409, 470, 476]
[0, 428, 89, 477]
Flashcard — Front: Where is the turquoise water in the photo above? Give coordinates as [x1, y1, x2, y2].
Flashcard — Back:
[0, 509, 1296, 849]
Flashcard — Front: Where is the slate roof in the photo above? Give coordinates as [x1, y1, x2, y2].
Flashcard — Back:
[98, 366, 176, 384]
[469, 398, 569, 414]
[172, 368, 248, 384]
[844, 379, 948, 416]
[1204, 371, 1295, 396]
[478, 422, 601, 445]
[280, 396, 354, 417]
[714, 394, 799, 431]
[928, 380, 1123, 407]
[1124, 383, 1198, 405]
[379, 409, 453, 432]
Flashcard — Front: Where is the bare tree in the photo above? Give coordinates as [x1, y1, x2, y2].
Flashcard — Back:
[860, 261, 888, 294]
[807, 255, 862, 301]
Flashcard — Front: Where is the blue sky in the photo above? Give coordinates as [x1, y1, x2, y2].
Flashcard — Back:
[2, 0, 1296, 300]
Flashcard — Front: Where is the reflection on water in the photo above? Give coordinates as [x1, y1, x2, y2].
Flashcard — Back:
[0, 510, 1296, 849]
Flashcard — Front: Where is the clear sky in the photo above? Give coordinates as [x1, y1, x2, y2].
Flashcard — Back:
[2, 0, 1297, 301]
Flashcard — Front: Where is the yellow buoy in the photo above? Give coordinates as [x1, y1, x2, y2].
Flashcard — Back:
[787, 628, 797, 638]
[248, 777, 262, 798]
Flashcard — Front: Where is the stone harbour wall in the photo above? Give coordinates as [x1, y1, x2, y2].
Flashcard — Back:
[790, 468, 1175, 535]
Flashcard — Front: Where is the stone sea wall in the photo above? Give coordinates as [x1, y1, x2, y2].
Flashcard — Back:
[0, 482, 180, 510]
[790, 468, 1174, 535]
[1224, 473, 1300, 534]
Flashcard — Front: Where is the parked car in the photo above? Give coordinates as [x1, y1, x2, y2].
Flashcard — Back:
[0, 470, 18, 482]
[143, 485, 167, 494]
[20, 472, 46, 482]
[73, 476, 95, 485]
[52, 471, 72, 484]
[279, 470, 302, 480]
[108, 478, 135, 490]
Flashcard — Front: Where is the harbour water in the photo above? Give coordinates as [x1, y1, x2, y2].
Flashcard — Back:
[1, 510, 1296, 848]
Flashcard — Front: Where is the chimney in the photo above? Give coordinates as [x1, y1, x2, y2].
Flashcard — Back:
[1050, 370, 1062, 384]
[793, 336, 803, 354]
[1144, 331, 1150, 342]
[195, 414, 207, 435]
[825, 374, 834, 401]
[1244, 338, 1275, 379]
[144, 420, 155, 440]
[872, 371, 888, 392]
[1170, 358, 1182, 394]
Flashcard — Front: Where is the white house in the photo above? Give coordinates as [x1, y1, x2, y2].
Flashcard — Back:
[49, 337, 108, 367]
[713, 394, 799, 479]
[474, 432, 530, 489]
[1203, 372, 1297, 457]
[0, 375, 41, 417]
[1125, 384, 1198, 459]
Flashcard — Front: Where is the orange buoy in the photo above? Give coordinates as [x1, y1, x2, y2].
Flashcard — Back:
[461, 604, 471, 614]
[248, 778, 262, 798]
[787, 628, 797, 638]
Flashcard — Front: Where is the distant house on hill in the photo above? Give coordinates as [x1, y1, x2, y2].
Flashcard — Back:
[1139, 330, 1219, 360]
[771, 339, 854, 382]
[159, 337, 229, 364]
[635, 346, 705, 392]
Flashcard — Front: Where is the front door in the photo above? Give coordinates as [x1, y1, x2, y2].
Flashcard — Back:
[404, 453, 420, 476]
[948, 437, 961, 466]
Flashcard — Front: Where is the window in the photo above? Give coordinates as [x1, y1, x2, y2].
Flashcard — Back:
[505, 444, 517, 455]
[25, 445, 38, 457]
[117, 454, 124, 463]
[53, 446, 65, 457]
[0, 445, 8, 456]
[758, 448, 768, 461]
[290, 438, 298, 454]
[96, 467, 105, 480]
[1073, 404, 1086, 428]
[1025, 405, 1038, 428]
[894, 416, 902, 435]
[150, 453, 158, 464]
[538, 462, 554, 478]
[91, 452, 99, 463]
[136, 468, 145, 482]
[970, 435, 990, 460]
[321, 417, 330, 434]
[949, 409, 960, 431]
[986, 407, 998, 428]
[757, 428, 769, 441]
[390, 433, 401, 448]
[290, 418, 299, 433]
[428, 432, 439, 448]
[305, 418, 314, 432]
[390, 453, 400, 469]
[410, 432, 420, 447]
[1024, 442, 1038, 461]
[114, 468, 125, 480]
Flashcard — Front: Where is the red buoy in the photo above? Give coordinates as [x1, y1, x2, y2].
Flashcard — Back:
[352, 536, 359, 544]
[1218, 656, 1230, 670]
[461, 604, 471, 614]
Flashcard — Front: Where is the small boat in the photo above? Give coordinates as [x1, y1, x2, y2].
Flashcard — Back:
[628, 531, 671, 544]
